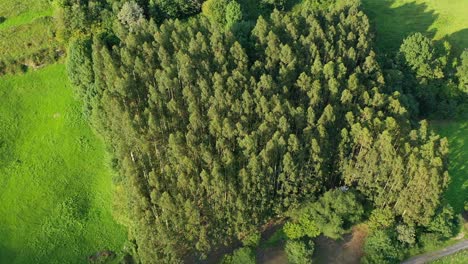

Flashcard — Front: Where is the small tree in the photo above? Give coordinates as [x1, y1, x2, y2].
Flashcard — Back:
[399, 33, 444, 80]
[118, 1, 144, 31]
[202, 0, 229, 26]
[285, 240, 314, 264]
[396, 224, 415, 245]
[225, 1, 242, 29]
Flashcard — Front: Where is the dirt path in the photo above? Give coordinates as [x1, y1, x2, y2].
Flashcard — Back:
[401, 240, 468, 264]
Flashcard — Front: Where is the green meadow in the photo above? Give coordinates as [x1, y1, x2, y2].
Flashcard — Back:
[432, 121, 468, 214]
[361, 0, 468, 52]
[0, 0, 57, 74]
[0, 64, 127, 263]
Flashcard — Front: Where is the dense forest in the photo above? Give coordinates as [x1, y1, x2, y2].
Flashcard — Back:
[54, 0, 466, 263]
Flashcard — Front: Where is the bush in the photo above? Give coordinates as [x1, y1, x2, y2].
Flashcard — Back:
[225, 1, 243, 29]
[298, 189, 363, 239]
[284, 215, 320, 239]
[285, 240, 314, 264]
[396, 224, 416, 245]
[202, 0, 229, 26]
[242, 232, 261, 247]
[368, 208, 395, 231]
[221, 247, 256, 264]
[362, 229, 402, 264]
[427, 205, 459, 239]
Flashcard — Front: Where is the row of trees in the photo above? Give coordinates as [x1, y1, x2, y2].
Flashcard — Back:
[63, 0, 452, 263]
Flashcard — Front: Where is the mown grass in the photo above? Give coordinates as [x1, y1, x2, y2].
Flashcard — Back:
[361, 0, 468, 53]
[0, 64, 127, 263]
[431, 249, 468, 264]
[432, 121, 468, 214]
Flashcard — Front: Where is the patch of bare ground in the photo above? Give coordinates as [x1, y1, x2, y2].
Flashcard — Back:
[257, 245, 288, 264]
[313, 224, 368, 264]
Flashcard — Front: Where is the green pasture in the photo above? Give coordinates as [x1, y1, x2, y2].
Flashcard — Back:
[361, 0, 468, 53]
[0, 0, 52, 29]
[0, 64, 127, 263]
[432, 121, 468, 213]
[0, 0, 57, 74]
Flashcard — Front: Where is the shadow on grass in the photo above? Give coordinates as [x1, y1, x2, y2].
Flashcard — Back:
[432, 121, 468, 214]
[443, 28, 468, 55]
[362, 0, 468, 55]
[362, 0, 438, 53]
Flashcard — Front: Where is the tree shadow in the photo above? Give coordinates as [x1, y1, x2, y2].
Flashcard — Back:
[432, 121, 468, 214]
[361, 0, 438, 53]
[442, 28, 468, 56]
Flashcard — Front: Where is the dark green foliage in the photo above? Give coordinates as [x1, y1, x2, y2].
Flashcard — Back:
[426, 205, 458, 239]
[225, 1, 242, 29]
[154, 0, 205, 18]
[221, 247, 256, 264]
[396, 224, 416, 245]
[261, 0, 288, 10]
[285, 239, 314, 264]
[67, 36, 95, 115]
[362, 229, 402, 264]
[65, 1, 450, 262]
[399, 33, 444, 80]
[291, 190, 364, 239]
[457, 50, 468, 93]
[242, 232, 261, 247]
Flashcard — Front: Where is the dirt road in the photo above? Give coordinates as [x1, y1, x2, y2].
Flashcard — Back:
[401, 240, 468, 264]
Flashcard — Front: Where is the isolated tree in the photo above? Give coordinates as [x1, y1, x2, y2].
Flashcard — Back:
[399, 33, 443, 80]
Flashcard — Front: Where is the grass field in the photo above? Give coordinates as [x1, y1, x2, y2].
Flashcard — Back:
[0, 0, 58, 74]
[0, 0, 52, 29]
[361, 0, 468, 53]
[0, 64, 127, 263]
[432, 121, 468, 214]
[431, 249, 468, 264]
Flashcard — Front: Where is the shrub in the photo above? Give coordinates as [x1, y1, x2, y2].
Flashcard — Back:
[221, 247, 255, 264]
[225, 1, 242, 29]
[242, 232, 261, 247]
[362, 229, 402, 264]
[285, 240, 314, 264]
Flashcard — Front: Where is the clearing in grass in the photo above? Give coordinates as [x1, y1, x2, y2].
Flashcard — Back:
[0, 64, 127, 263]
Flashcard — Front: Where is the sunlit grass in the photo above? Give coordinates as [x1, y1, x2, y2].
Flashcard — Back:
[0, 64, 127, 263]
[432, 121, 468, 214]
[361, 0, 468, 53]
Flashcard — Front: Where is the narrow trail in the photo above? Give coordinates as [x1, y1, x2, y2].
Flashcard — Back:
[401, 240, 468, 264]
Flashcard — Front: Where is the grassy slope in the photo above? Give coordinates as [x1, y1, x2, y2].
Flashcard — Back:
[361, 0, 468, 53]
[431, 249, 468, 264]
[0, 0, 51, 28]
[0, 0, 57, 73]
[432, 121, 468, 213]
[0, 64, 127, 263]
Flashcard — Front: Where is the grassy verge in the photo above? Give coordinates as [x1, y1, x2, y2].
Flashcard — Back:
[430, 249, 468, 264]
[0, 64, 127, 263]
